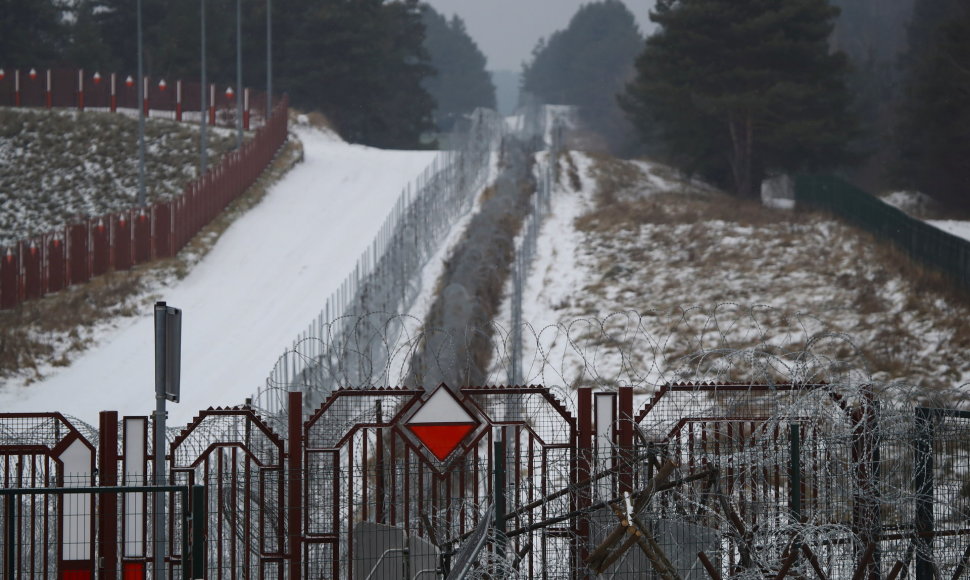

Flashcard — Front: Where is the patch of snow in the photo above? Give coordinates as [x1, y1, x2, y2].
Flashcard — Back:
[927, 220, 970, 243]
[881, 190, 937, 216]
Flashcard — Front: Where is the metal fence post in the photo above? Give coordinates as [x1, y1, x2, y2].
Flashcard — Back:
[494, 431, 507, 561]
[190, 484, 206, 579]
[790, 423, 801, 523]
[288, 391, 303, 579]
[4, 493, 14, 578]
[915, 407, 935, 580]
[99, 411, 120, 580]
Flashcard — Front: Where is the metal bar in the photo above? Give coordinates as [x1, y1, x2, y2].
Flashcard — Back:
[0, 485, 189, 496]
[191, 485, 206, 579]
[495, 435, 506, 559]
[790, 422, 801, 522]
[915, 407, 934, 580]
[99, 411, 119, 580]
[154, 301, 168, 580]
[4, 494, 14, 579]
[288, 392, 303, 580]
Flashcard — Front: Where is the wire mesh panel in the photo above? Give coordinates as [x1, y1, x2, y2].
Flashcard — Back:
[168, 408, 286, 580]
[302, 384, 578, 580]
[0, 414, 97, 579]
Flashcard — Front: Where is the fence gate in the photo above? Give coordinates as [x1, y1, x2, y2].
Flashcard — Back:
[300, 384, 578, 579]
[0, 413, 96, 579]
[169, 407, 287, 580]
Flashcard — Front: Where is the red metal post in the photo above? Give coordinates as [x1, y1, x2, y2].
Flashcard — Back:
[45, 69, 52, 109]
[48, 237, 66, 293]
[110, 73, 117, 112]
[14, 69, 20, 106]
[99, 411, 119, 580]
[0, 249, 19, 309]
[113, 214, 132, 271]
[142, 77, 149, 116]
[208, 84, 216, 126]
[133, 212, 150, 264]
[155, 204, 171, 259]
[243, 88, 250, 130]
[68, 223, 90, 285]
[92, 220, 109, 276]
[287, 392, 303, 580]
[577, 387, 593, 571]
[618, 386, 634, 494]
[78, 69, 84, 111]
[175, 80, 182, 122]
[24, 243, 41, 300]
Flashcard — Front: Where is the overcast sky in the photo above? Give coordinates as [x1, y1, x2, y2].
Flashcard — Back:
[421, 0, 657, 71]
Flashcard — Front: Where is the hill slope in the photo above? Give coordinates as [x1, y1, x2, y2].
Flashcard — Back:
[0, 125, 436, 426]
[493, 151, 970, 402]
[0, 108, 237, 246]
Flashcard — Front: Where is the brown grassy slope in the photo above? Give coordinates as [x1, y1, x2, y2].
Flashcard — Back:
[562, 154, 970, 396]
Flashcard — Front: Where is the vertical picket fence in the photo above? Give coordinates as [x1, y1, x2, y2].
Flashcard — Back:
[0, 85, 289, 310]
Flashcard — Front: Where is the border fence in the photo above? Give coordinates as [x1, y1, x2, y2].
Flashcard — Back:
[795, 175, 970, 291]
[0, 84, 289, 310]
[253, 109, 506, 418]
[0, 68, 271, 128]
[2, 382, 970, 579]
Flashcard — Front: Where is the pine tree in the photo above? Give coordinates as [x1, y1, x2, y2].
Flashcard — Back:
[621, 0, 857, 196]
[0, 0, 68, 67]
[522, 0, 643, 154]
[421, 4, 496, 132]
[895, 2, 970, 209]
[279, 0, 434, 148]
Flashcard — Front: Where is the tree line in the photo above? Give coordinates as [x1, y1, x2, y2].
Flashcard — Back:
[521, 0, 970, 210]
[0, 0, 495, 149]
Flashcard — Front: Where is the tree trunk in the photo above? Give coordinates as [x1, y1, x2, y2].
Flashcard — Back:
[728, 111, 754, 197]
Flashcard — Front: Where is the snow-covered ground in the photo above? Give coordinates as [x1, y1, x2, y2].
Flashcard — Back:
[491, 151, 970, 405]
[0, 126, 436, 427]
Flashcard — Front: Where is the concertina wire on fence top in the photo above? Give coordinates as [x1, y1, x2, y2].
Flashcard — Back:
[253, 108, 514, 418]
[0, 70, 289, 310]
[795, 175, 970, 291]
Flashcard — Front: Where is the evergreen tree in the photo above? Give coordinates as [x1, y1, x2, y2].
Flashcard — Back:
[521, 0, 643, 154]
[278, 0, 435, 148]
[621, 0, 857, 197]
[895, 3, 970, 209]
[421, 4, 496, 132]
[0, 0, 68, 67]
[66, 0, 113, 70]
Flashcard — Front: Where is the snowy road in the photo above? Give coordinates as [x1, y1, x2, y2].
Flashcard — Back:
[0, 126, 436, 426]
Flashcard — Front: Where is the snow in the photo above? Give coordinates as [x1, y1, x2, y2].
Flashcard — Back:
[0, 126, 436, 427]
[927, 220, 970, 243]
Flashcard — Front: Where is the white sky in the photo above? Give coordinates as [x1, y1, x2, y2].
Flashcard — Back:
[422, 0, 657, 71]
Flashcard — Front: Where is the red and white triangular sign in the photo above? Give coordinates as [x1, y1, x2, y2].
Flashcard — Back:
[407, 385, 478, 460]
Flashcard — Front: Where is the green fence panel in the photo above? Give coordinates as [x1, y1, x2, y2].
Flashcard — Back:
[795, 175, 970, 291]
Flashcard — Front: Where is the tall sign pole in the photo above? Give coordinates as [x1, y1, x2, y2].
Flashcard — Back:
[236, 0, 243, 149]
[137, 0, 146, 206]
[200, 0, 208, 175]
[266, 0, 272, 119]
[153, 301, 181, 580]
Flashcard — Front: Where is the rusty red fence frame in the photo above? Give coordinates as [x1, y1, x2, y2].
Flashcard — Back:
[6, 383, 962, 579]
[0, 77, 289, 310]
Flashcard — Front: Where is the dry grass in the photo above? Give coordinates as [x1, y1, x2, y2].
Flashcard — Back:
[552, 153, 970, 395]
[0, 137, 304, 384]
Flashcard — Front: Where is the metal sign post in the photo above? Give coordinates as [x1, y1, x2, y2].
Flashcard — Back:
[153, 301, 181, 580]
